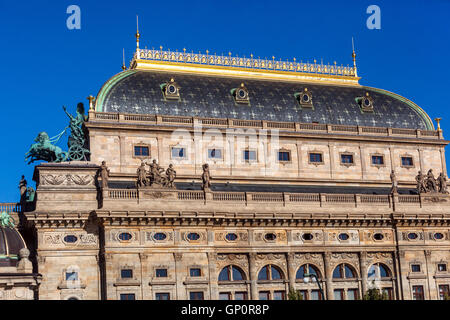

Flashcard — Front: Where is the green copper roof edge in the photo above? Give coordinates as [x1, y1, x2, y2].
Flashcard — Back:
[364, 86, 434, 130]
[95, 70, 138, 112]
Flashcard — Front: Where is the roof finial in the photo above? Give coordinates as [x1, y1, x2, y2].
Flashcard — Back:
[122, 48, 126, 71]
[352, 37, 358, 77]
[135, 15, 141, 58]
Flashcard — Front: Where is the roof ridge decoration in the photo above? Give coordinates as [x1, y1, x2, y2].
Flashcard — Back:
[130, 47, 360, 85]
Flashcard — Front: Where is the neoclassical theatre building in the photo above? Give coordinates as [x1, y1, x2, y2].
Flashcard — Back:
[2, 33, 450, 301]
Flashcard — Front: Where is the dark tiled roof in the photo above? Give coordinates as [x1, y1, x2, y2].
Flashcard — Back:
[99, 70, 432, 130]
[0, 227, 26, 267]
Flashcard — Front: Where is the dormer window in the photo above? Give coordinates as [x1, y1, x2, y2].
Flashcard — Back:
[294, 88, 313, 109]
[357, 92, 374, 112]
[232, 83, 250, 105]
[161, 78, 180, 100]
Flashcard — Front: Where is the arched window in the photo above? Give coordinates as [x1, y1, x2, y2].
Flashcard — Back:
[258, 265, 284, 281]
[368, 263, 391, 279]
[296, 264, 321, 280]
[218, 265, 246, 281]
[332, 263, 356, 279]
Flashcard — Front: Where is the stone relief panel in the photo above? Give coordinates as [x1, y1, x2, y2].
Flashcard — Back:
[326, 230, 360, 245]
[399, 230, 425, 243]
[253, 230, 287, 244]
[216, 254, 249, 274]
[0, 288, 34, 300]
[293, 253, 325, 276]
[366, 252, 394, 268]
[109, 229, 139, 244]
[42, 231, 98, 249]
[362, 230, 394, 244]
[329, 252, 360, 274]
[254, 253, 288, 275]
[179, 230, 208, 244]
[291, 230, 324, 245]
[40, 172, 95, 187]
[144, 230, 175, 245]
[214, 230, 249, 244]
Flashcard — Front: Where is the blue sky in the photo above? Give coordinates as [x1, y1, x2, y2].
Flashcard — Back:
[0, 0, 449, 202]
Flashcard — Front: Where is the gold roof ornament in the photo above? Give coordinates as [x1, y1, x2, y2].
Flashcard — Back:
[435, 118, 442, 131]
[352, 37, 358, 78]
[122, 48, 127, 71]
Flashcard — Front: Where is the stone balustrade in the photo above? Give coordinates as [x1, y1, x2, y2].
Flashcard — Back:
[88, 111, 442, 140]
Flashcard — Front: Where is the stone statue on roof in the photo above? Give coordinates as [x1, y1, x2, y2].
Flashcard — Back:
[202, 163, 211, 191]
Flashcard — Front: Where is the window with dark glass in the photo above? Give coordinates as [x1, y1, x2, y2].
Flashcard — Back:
[171, 147, 186, 159]
[310, 290, 322, 300]
[338, 233, 349, 241]
[309, 153, 323, 163]
[235, 292, 248, 300]
[225, 233, 238, 241]
[347, 289, 358, 300]
[334, 289, 344, 300]
[296, 264, 321, 280]
[155, 293, 170, 300]
[439, 285, 450, 300]
[66, 272, 78, 281]
[382, 288, 393, 300]
[258, 291, 270, 300]
[412, 285, 424, 300]
[368, 263, 390, 279]
[134, 146, 149, 157]
[298, 290, 308, 300]
[208, 148, 222, 159]
[434, 232, 444, 240]
[190, 268, 201, 277]
[278, 151, 291, 162]
[401, 156, 413, 167]
[371, 155, 384, 165]
[154, 233, 167, 241]
[120, 293, 135, 300]
[219, 292, 231, 300]
[258, 265, 283, 281]
[341, 154, 354, 164]
[264, 233, 277, 241]
[411, 264, 421, 272]
[187, 233, 200, 241]
[273, 291, 285, 300]
[119, 232, 132, 241]
[64, 235, 78, 243]
[438, 264, 447, 272]
[189, 291, 204, 300]
[121, 269, 133, 279]
[243, 150, 257, 161]
[302, 233, 314, 241]
[373, 233, 384, 241]
[332, 264, 356, 279]
[156, 268, 168, 278]
[408, 232, 418, 240]
[218, 265, 246, 282]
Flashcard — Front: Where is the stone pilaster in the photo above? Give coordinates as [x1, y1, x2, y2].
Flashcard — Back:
[286, 253, 296, 291]
[359, 251, 368, 296]
[207, 252, 219, 300]
[323, 252, 333, 300]
[248, 253, 258, 300]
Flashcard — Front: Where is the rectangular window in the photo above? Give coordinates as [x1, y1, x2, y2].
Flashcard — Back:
[401, 156, 414, 167]
[310, 290, 322, 300]
[412, 285, 424, 300]
[208, 148, 222, 159]
[219, 292, 231, 300]
[341, 154, 354, 164]
[243, 150, 257, 162]
[411, 264, 421, 272]
[382, 288, 393, 300]
[134, 146, 149, 157]
[371, 155, 384, 165]
[121, 269, 133, 279]
[347, 289, 358, 300]
[190, 268, 201, 277]
[189, 291, 204, 300]
[155, 268, 168, 278]
[334, 289, 344, 300]
[171, 147, 186, 159]
[235, 292, 248, 300]
[438, 264, 447, 272]
[273, 291, 285, 300]
[299, 290, 308, 300]
[120, 293, 135, 300]
[155, 293, 170, 300]
[65, 272, 78, 281]
[309, 153, 323, 163]
[278, 151, 291, 162]
[439, 285, 449, 300]
[259, 291, 270, 300]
